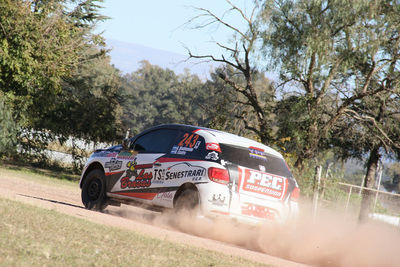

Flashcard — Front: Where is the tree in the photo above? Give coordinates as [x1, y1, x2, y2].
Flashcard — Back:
[50, 48, 123, 143]
[0, 1, 101, 123]
[186, 0, 276, 144]
[257, 0, 400, 221]
[0, 0, 114, 162]
[120, 61, 212, 134]
[383, 162, 400, 193]
[0, 93, 18, 156]
[333, 81, 400, 221]
[257, 0, 400, 171]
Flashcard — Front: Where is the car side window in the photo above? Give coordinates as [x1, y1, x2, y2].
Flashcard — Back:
[132, 129, 179, 153]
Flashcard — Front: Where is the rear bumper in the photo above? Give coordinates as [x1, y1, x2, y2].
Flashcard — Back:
[197, 182, 299, 225]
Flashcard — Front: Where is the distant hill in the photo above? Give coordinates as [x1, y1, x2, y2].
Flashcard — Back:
[105, 39, 216, 77]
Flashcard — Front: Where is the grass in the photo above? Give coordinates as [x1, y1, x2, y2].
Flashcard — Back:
[0, 164, 271, 266]
[0, 162, 80, 188]
[0, 197, 270, 267]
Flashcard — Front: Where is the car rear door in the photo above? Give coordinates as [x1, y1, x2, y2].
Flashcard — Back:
[152, 131, 208, 186]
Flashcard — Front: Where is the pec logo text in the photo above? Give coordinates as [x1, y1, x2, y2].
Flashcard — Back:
[247, 171, 283, 191]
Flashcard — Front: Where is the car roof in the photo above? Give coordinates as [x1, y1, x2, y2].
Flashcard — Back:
[145, 124, 282, 158]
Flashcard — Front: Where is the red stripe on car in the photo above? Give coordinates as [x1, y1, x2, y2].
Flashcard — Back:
[211, 210, 230, 215]
[105, 171, 124, 176]
[135, 164, 153, 169]
[113, 192, 157, 200]
[156, 157, 201, 163]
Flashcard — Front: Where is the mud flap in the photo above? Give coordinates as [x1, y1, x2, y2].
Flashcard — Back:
[225, 163, 240, 212]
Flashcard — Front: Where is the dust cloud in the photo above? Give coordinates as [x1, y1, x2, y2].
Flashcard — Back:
[110, 203, 400, 267]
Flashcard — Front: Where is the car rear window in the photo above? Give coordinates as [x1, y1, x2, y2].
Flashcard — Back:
[220, 143, 292, 178]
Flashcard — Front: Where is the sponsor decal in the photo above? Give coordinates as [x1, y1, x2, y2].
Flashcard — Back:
[104, 158, 122, 172]
[170, 146, 192, 155]
[242, 169, 287, 199]
[117, 151, 136, 160]
[171, 146, 179, 154]
[154, 162, 206, 181]
[206, 143, 221, 152]
[120, 159, 153, 189]
[205, 151, 219, 161]
[178, 146, 194, 152]
[120, 170, 152, 189]
[126, 159, 137, 173]
[156, 191, 174, 200]
[172, 133, 202, 155]
[249, 146, 267, 161]
[208, 194, 227, 207]
[94, 151, 118, 158]
[241, 202, 276, 220]
[177, 133, 200, 149]
[194, 141, 201, 149]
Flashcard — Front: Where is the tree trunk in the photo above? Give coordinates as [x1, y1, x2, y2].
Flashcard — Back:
[358, 145, 380, 222]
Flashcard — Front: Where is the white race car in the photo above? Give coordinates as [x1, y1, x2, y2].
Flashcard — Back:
[79, 124, 299, 224]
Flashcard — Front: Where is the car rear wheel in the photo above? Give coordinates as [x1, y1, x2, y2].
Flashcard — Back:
[81, 169, 108, 211]
[174, 189, 200, 214]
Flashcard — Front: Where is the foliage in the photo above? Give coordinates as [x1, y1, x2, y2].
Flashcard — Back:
[186, 1, 276, 144]
[51, 49, 123, 143]
[383, 162, 400, 193]
[259, 0, 400, 171]
[0, 93, 18, 156]
[120, 61, 236, 135]
[121, 61, 193, 134]
[0, 0, 93, 126]
[0, 0, 122, 166]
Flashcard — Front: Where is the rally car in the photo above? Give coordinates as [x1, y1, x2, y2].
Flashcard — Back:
[79, 124, 300, 224]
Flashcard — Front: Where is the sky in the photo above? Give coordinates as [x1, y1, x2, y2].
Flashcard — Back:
[96, 0, 254, 56]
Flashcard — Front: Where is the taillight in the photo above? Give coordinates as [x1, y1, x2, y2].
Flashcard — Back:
[208, 167, 229, 185]
[290, 187, 300, 201]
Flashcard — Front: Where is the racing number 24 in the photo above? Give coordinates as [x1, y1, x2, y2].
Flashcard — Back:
[178, 133, 199, 148]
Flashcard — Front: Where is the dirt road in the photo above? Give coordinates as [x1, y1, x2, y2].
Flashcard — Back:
[2, 168, 400, 267]
[0, 170, 306, 267]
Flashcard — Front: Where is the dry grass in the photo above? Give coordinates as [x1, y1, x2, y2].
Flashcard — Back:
[0, 197, 270, 267]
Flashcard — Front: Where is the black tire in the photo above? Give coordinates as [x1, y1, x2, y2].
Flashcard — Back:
[174, 189, 200, 214]
[81, 169, 108, 211]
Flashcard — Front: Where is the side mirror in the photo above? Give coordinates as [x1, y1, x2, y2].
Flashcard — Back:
[122, 138, 131, 150]
[122, 128, 131, 150]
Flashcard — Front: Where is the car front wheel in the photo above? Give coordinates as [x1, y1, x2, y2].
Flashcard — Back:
[81, 169, 108, 211]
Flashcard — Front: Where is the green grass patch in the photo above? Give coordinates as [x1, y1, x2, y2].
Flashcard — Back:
[0, 198, 270, 266]
[0, 158, 80, 180]
[0, 163, 79, 189]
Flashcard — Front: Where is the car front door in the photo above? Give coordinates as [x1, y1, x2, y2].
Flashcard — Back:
[108, 128, 179, 202]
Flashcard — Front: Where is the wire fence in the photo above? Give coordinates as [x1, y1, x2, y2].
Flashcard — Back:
[310, 166, 400, 227]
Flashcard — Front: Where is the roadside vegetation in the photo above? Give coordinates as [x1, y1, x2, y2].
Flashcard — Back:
[0, 197, 269, 267]
[0, 164, 80, 186]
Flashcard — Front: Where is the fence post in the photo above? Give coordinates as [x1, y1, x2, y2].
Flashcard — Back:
[345, 186, 353, 214]
[373, 161, 383, 212]
[359, 175, 366, 196]
[312, 165, 322, 222]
